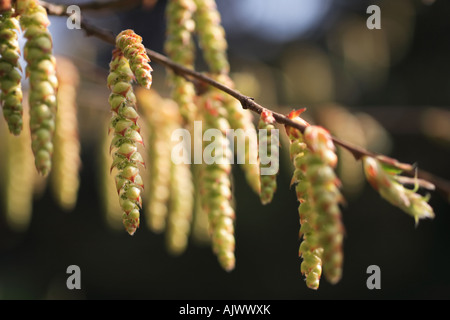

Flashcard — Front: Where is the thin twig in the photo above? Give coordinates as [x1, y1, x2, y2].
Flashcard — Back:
[77, 0, 142, 11]
[39, 0, 450, 201]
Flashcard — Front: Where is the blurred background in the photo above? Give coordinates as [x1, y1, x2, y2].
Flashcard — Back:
[0, 0, 449, 299]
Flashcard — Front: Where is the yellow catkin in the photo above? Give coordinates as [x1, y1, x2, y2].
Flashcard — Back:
[166, 160, 194, 255]
[18, 0, 59, 176]
[197, 90, 236, 272]
[136, 89, 179, 233]
[0, 10, 23, 135]
[50, 57, 81, 211]
[1, 110, 35, 232]
[165, 0, 198, 125]
[191, 163, 211, 245]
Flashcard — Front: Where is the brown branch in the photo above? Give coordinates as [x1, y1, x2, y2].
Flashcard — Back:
[40, 0, 450, 201]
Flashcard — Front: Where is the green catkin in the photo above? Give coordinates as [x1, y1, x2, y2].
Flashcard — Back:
[164, 0, 198, 125]
[258, 110, 278, 205]
[191, 162, 211, 245]
[166, 160, 195, 255]
[0, 10, 23, 135]
[362, 156, 435, 224]
[198, 91, 236, 272]
[303, 125, 345, 285]
[51, 57, 81, 211]
[17, 0, 58, 176]
[193, 0, 229, 74]
[285, 111, 323, 290]
[108, 49, 145, 236]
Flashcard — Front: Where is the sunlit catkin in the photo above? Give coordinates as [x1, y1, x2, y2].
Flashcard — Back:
[217, 74, 261, 195]
[0, 10, 23, 135]
[99, 115, 123, 231]
[115, 29, 152, 89]
[108, 49, 145, 236]
[303, 125, 345, 285]
[198, 91, 236, 272]
[166, 160, 194, 255]
[51, 57, 81, 211]
[18, 0, 58, 176]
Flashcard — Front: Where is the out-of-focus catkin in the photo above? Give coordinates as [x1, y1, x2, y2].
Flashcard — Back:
[303, 125, 345, 285]
[198, 91, 236, 272]
[137, 89, 177, 233]
[51, 57, 81, 211]
[0, 110, 34, 232]
[217, 74, 261, 195]
[0, 10, 23, 135]
[116, 29, 152, 89]
[165, 0, 197, 125]
[166, 160, 194, 255]
[99, 115, 123, 231]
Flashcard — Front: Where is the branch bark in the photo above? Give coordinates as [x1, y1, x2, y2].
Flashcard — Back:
[39, 0, 450, 201]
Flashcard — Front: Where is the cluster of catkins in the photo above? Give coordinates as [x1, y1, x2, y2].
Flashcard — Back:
[0, 1, 82, 232]
[0, 53, 80, 231]
[156, 0, 270, 271]
[103, 0, 272, 272]
[0, 0, 58, 176]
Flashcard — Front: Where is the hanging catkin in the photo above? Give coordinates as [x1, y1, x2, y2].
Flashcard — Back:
[165, 0, 198, 125]
[258, 110, 279, 205]
[137, 89, 176, 233]
[0, 109, 34, 232]
[17, 0, 59, 176]
[0, 9, 23, 135]
[193, 0, 229, 74]
[99, 114, 123, 231]
[51, 57, 81, 211]
[166, 160, 195, 255]
[198, 90, 236, 272]
[286, 109, 323, 290]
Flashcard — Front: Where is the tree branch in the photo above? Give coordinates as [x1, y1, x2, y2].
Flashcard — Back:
[77, 0, 142, 11]
[40, 0, 450, 201]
